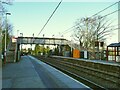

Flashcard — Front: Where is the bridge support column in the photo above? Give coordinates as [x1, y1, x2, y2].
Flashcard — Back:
[58, 45, 61, 55]
[58, 45, 62, 56]
[15, 44, 20, 62]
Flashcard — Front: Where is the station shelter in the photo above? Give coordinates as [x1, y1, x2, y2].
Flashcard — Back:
[106, 42, 120, 62]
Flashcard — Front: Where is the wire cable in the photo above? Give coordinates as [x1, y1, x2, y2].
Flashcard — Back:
[57, 25, 76, 35]
[91, 1, 119, 17]
[37, 0, 62, 36]
[58, 1, 119, 36]
[100, 8, 120, 19]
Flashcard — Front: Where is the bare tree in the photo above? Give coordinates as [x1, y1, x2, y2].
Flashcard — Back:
[0, 0, 13, 55]
[73, 16, 115, 59]
[0, 0, 13, 16]
[0, 0, 13, 37]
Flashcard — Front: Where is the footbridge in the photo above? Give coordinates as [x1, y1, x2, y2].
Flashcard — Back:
[13, 37, 79, 62]
[17, 37, 68, 45]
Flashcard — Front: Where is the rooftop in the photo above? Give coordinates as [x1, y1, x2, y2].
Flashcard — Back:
[107, 42, 120, 47]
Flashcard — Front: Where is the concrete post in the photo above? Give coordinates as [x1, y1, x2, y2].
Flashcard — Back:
[118, 1, 120, 42]
[0, 19, 2, 66]
[0, 37, 1, 90]
[15, 44, 20, 62]
[118, 1, 120, 61]
[59, 45, 61, 55]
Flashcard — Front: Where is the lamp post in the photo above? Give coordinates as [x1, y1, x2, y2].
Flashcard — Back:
[17, 30, 19, 37]
[31, 33, 34, 54]
[43, 34, 45, 55]
[59, 35, 63, 55]
[70, 35, 73, 57]
[4, 12, 11, 64]
[20, 33, 23, 37]
[52, 35, 55, 45]
[20, 33, 23, 51]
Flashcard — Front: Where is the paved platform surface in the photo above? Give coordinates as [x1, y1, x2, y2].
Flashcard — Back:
[2, 55, 90, 89]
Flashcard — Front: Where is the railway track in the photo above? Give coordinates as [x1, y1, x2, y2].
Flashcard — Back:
[33, 55, 120, 89]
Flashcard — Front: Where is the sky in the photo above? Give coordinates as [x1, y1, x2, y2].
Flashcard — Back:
[3, 0, 119, 48]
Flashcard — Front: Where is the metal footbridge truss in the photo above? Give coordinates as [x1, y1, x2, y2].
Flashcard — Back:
[17, 37, 68, 45]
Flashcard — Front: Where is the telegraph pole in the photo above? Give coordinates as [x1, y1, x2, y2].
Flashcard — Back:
[4, 12, 11, 64]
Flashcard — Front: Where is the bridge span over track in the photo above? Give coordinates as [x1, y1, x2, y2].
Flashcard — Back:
[14, 37, 75, 62]
[17, 37, 68, 45]
[8, 37, 79, 61]
[9, 36, 79, 62]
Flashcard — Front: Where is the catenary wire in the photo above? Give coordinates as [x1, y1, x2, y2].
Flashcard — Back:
[57, 1, 119, 36]
[37, 0, 62, 36]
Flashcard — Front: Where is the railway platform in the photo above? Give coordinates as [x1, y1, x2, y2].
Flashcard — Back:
[2, 55, 90, 89]
[52, 56, 120, 66]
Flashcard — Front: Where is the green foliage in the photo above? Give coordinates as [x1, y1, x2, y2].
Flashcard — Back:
[45, 46, 50, 53]
[34, 45, 50, 55]
[34, 44, 40, 55]
[65, 45, 71, 51]
[108, 51, 117, 56]
[54, 46, 59, 55]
